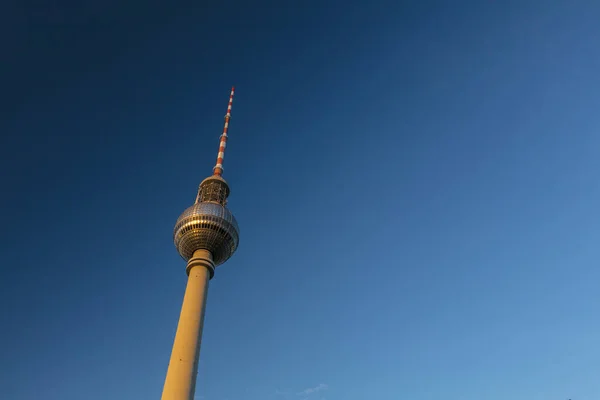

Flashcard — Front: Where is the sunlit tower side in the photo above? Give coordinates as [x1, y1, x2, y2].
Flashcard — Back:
[161, 87, 240, 400]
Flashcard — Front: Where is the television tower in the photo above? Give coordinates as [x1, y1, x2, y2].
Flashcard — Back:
[161, 87, 240, 400]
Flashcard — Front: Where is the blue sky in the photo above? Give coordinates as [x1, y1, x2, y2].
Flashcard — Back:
[2, 1, 600, 399]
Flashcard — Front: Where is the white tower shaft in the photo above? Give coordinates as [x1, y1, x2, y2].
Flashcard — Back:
[164, 86, 240, 400]
[161, 250, 214, 400]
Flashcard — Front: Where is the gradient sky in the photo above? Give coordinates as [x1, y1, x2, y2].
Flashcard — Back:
[2, 1, 600, 400]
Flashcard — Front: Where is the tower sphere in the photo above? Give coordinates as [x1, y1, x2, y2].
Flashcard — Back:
[173, 201, 239, 266]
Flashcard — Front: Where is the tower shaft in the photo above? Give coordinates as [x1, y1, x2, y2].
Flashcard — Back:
[164, 87, 240, 400]
[161, 250, 214, 400]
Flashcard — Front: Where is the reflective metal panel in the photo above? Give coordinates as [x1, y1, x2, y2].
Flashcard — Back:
[173, 202, 239, 266]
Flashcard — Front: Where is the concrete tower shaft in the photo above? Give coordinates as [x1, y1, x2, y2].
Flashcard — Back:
[162, 87, 240, 400]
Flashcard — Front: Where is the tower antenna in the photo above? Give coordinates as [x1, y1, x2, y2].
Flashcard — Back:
[213, 86, 235, 176]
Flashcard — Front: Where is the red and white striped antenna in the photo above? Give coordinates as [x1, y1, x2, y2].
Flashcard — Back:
[212, 86, 235, 176]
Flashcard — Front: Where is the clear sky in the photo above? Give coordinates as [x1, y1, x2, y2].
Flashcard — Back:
[2, 1, 600, 399]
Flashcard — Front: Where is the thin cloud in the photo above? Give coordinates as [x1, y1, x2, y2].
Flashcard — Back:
[297, 384, 328, 396]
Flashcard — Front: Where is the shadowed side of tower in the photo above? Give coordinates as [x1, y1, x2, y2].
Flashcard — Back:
[161, 87, 240, 400]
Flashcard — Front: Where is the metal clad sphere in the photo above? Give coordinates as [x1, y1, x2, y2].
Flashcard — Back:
[173, 202, 239, 266]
